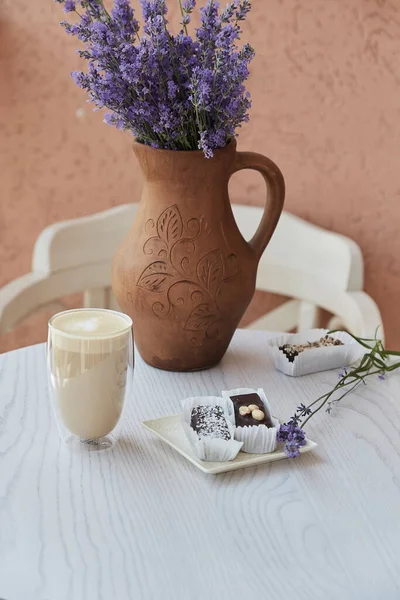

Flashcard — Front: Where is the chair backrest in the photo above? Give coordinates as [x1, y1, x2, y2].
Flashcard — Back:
[232, 205, 363, 292]
[231, 205, 382, 337]
[0, 203, 383, 339]
[0, 205, 137, 333]
[32, 204, 138, 274]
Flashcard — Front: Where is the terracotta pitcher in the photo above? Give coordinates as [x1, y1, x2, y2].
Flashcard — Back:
[112, 139, 285, 371]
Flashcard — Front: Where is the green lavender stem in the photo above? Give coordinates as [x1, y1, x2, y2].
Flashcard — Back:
[293, 331, 400, 430]
[177, 0, 189, 36]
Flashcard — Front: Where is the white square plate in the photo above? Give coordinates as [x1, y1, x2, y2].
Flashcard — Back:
[142, 414, 317, 475]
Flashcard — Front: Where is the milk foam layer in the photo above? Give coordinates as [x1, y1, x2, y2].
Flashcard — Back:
[50, 309, 132, 354]
[51, 309, 130, 337]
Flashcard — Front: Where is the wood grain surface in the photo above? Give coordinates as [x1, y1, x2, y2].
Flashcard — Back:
[1, 330, 400, 600]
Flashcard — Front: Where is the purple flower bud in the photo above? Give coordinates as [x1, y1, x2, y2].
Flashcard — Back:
[167, 80, 178, 99]
[182, 0, 196, 12]
[64, 0, 76, 12]
[71, 70, 89, 89]
[278, 422, 306, 458]
[112, 0, 139, 37]
[285, 441, 301, 458]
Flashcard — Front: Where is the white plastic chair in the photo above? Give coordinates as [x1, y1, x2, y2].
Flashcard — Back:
[0, 203, 384, 340]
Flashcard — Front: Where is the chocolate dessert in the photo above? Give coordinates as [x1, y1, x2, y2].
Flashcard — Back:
[230, 392, 274, 428]
[279, 335, 343, 362]
[190, 405, 231, 441]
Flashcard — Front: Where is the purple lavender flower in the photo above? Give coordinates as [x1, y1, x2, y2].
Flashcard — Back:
[55, 0, 254, 157]
[338, 368, 348, 379]
[221, 1, 250, 23]
[111, 0, 139, 38]
[296, 403, 312, 417]
[221, 2, 235, 22]
[167, 80, 178, 100]
[140, 0, 167, 21]
[278, 422, 307, 458]
[235, 0, 251, 21]
[378, 373, 385, 381]
[183, 0, 196, 11]
[64, 0, 76, 12]
[71, 70, 90, 89]
[181, 0, 196, 24]
[284, 441, 301, 459]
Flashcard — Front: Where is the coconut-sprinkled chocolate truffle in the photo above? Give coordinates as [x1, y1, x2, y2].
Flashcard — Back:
[190, 405, 231, 441]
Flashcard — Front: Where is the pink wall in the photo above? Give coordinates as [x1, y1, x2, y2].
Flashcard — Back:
[1, 0, 400, 352]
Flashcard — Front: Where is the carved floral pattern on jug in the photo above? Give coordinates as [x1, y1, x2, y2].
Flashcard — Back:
[137, 204, 239, 345]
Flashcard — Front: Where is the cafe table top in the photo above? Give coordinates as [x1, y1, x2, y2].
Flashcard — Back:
[1, 329, 400, 600]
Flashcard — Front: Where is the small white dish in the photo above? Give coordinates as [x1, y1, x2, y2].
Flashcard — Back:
[267, 328, 364, 377]
[142, 414, 317, 475]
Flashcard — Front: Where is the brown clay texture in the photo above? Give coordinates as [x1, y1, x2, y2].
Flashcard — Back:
[112, 141, 284, 370]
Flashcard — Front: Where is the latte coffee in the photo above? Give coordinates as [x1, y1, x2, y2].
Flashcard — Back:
[48, 309, 132, 442]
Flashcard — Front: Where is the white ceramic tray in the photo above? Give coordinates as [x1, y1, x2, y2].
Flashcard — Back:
[142, 414, 317, 475]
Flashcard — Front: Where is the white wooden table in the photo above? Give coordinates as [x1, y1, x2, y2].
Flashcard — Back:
[1, 330, 400, 600]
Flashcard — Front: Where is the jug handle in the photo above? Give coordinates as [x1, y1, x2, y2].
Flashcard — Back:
[232, 151, 285, 261]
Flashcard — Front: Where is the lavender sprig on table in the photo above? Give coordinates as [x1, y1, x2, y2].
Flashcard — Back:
[277, 422, 306, 458]
[280, 331, 400, 458]
[54, 0, 254, 158]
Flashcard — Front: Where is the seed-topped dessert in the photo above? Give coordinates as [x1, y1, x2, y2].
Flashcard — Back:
[221, 387, 279, 454]
[190, 405, 231, 441]
[230, 392, 274, 428]
[279, 335, 343, 362]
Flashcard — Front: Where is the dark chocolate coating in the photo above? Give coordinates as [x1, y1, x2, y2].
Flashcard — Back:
[190, 405, 231, 440]
[230, 393, 274, 428]
[279, 344, 299, 362]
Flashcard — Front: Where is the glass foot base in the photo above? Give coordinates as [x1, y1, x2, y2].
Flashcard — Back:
[65, 434, 116, 452]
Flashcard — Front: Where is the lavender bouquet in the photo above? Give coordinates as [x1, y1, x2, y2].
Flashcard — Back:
[55, 0, 254, 158]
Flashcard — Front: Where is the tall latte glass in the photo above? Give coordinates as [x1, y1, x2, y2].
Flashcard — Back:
[48, 308, 133, 451]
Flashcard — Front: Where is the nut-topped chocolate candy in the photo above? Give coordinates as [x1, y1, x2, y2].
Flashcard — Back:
[230, 392, 274, 428]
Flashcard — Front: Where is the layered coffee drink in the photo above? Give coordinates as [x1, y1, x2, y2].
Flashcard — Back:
[48, 309, 132, 445]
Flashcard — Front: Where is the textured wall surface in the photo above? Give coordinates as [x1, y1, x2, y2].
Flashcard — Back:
[1, 0, 400, 352]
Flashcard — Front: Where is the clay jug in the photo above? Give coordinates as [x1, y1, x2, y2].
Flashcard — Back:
[112, 139, 285, 371]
